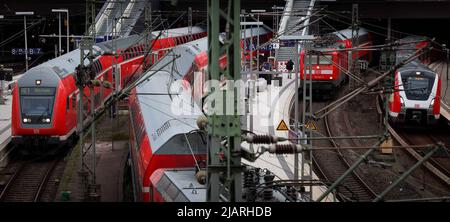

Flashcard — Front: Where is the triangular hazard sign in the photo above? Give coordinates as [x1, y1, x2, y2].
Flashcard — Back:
[276, 120, 289, 131]
[305, 121, 317, 131]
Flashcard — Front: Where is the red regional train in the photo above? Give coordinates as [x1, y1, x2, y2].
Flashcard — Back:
[11, 27, 207, 152]
[387, 36, 441, 124]
[128, 27, 272, 202]
[299, 28, 373, 97]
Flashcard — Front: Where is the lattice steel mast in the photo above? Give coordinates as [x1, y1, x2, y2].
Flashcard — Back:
[206, 0, 242, 202]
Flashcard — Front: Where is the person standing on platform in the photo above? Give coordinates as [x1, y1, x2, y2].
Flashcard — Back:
[286, 59, 294, 79]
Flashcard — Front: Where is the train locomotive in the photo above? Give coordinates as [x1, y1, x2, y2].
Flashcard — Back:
[387, 36, 441, 124]
[299, 28, 373, 97]
[11, 27, 207, 152]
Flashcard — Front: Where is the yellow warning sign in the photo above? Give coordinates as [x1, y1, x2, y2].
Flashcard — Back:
[276, 120, 289, 131]
[305, 121, 317, 131]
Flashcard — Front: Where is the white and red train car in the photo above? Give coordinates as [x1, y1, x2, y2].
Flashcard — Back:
[388, 36, 441, 124]
[129, 27, 272, 202]
[11, 27, 207, 150]
[128, 37, 208, 202]
[299, 28, 373, 95]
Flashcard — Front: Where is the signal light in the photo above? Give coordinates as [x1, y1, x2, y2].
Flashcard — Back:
[36, 80, 42, 85]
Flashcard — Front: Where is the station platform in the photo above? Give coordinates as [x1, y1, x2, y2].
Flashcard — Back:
[0, 94, 12, 168]
[429, 62, 450, 121]
[439, 72, 450, 122]
[241, 72, 335, 202]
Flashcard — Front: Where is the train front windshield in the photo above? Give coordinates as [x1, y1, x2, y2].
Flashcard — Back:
[20, 87, 56, 124]
[304, 55, 333, 65]
[401, 72, 434, 101]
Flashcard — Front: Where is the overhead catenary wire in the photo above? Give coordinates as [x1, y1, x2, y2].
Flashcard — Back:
[323, 10, 449, 51]
[0, 18, 45, 48]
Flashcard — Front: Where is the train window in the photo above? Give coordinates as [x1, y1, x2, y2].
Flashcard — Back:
[359, 34, 368, 44]
[402, 72, 435, 101]
[304, 55, 318, 65]
[72, 95, 77, 108]
[165, 183, 180, 200]
[96, 62, 101, 73]
[123, 50, 128, 60]
[319, 55, 333, 65]
[94, 61, 99, 74]
[20, 87, 56, 123]
[157, 175, 171, 192]
[125, 49, 129, 59]
[93, 62, 97, 74]
[98, 61, 103, 73]
[134, 47, 138, 56]
[174, 193, 188, 202]
[135, 47, 139, 56]
[130, 48, 135, 58]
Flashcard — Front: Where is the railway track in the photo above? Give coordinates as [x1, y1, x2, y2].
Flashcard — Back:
[315, 112, 377, 201]
[290, 99, 377, 201]
[0, 158, 60, 202]
[287, 91, 378, 201]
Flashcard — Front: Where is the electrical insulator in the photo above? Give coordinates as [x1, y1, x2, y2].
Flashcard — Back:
[264, 144, 303, 154]
[196, 115, 207, 130]
[243, 134, 286, 144]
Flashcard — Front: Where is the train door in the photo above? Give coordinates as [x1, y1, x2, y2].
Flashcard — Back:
[113, 64, 122, 91]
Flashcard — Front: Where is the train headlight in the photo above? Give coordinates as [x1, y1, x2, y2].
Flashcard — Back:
[400, 97, 405, 106]
[42, 118, 51, 123]
[430, 98, 435, 108]
[23, 118, 31, 123]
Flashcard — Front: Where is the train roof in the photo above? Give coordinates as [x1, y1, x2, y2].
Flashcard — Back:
[395, 35, 430, 65]
[218, 26, 269, 43]
[155, 26, 205, 38]
[19, 27, 206, 80]
[135, 38, 207, 153]
[24, 48, 93, 79]
[96, 35, 142, 52]
[397, 61, 435, 74]
[332, 28, 369, 40]
[25, 35, 141, 79]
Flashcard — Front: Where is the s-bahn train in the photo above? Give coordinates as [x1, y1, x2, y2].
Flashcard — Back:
[129, 27, 272, 202]
[299, 28, 373, 96]
[11, 27, 207, 151]
[387, 36, 441, 124]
